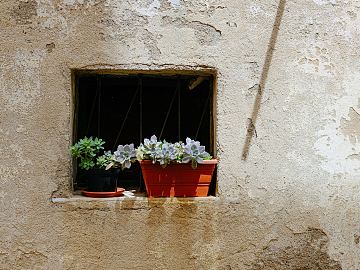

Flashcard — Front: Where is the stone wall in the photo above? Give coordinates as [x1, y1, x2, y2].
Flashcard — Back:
[1, 0, 359, 269]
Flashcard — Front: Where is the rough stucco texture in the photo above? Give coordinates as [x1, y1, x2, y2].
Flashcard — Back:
[1, 0, 360, 269]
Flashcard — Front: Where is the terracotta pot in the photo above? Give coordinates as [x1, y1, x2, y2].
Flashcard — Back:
[139, 159, 217, 197]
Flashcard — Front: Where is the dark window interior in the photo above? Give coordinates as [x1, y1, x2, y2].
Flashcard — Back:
[73, 72, 216, 195]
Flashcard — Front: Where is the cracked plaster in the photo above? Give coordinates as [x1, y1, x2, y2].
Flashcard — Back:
[0, 0, 360, 269]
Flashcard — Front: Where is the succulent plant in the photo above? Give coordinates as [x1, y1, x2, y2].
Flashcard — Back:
[136, 135, 162, 162]
[136, 135, 211, 169]
[157, 141, 178, 167]
[70, 137, 106, 170]
[182, 138, 211, 169]
[71, 135, 212, 171]
[114, 144, 137, 170]
[96, 151, 113, 169]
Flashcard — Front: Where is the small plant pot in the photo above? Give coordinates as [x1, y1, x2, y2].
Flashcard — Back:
[139, 159, 217, 197]
[82, 169, 120, 192]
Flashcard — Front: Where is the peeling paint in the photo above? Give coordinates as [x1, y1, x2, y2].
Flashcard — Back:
[249, 4, 271, 17]
[313, 0, 337, 5]
[1, 0, 360, 269]
[15, 250, 48, 269]
[136, 0, 161, 17]
[162, 16, 221, 45]
[314, 75, 360, 176]
[169, 0, 181, 8]
[340, 107, 360, 143]
[252, 228, 342, 269]
[297, 45, 335, 76]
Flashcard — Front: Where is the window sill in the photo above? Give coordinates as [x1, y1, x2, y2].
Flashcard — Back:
[50, 192, 219, 210]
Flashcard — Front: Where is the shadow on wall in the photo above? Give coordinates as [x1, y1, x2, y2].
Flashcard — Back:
[241, 0, 287, 160]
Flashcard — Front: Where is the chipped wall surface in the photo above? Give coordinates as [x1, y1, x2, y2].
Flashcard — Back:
[1, 0, 360, 269]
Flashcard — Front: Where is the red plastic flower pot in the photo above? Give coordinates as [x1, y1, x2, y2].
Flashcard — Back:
[139, 159, 217, 197]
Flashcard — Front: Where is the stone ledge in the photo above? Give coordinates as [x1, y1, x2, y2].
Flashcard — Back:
[50, 193, 220, 210]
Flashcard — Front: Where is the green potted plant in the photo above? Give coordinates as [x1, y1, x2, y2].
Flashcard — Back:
[71, 137, 116, 192]
[70, 137, 136, 194]
[116, 135, 217, 197]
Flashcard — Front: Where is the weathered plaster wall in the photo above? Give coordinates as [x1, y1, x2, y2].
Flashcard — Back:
[1, 0, 359, 269]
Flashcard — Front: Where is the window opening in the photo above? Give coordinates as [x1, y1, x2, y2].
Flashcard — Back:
[73, 71, 216, 195]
